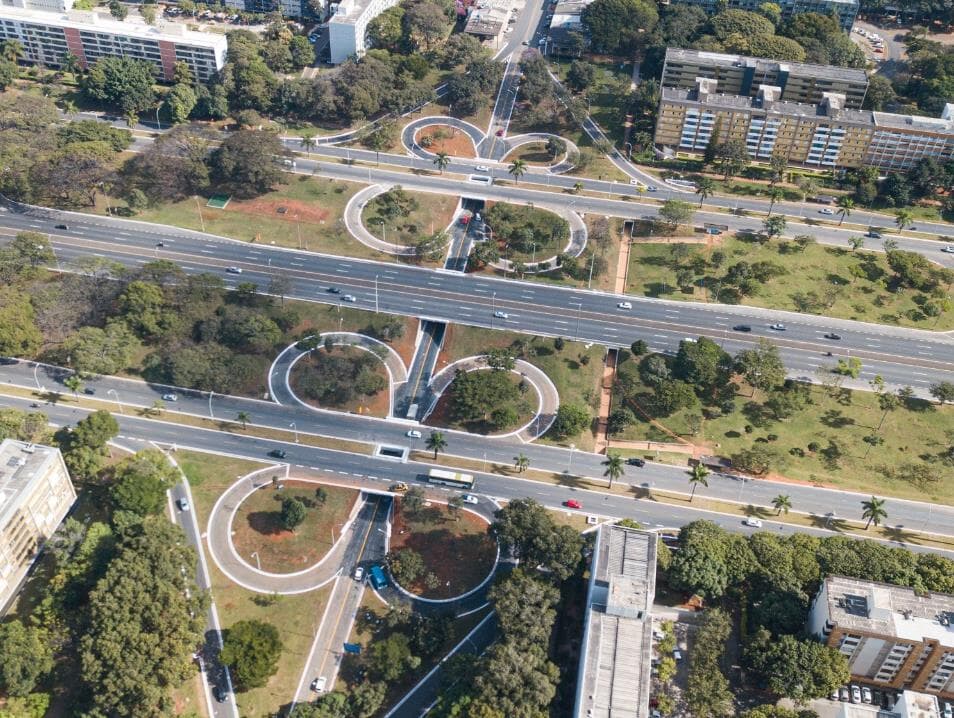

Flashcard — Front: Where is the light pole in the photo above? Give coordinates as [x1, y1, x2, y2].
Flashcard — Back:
[208, 390, 214, 419]
[290, 422, 298, 443]
[587, 253, 596, 289]
[567, 443, 577, 472]
[33, 362, 41, 389]
[251, 552, 261, 570]
[374, 275, 379, 313]
[193, 195, 206, 232]
[572, 301, 583, 341]
[491, 291, 496, 328]
[155, 100, 163, 131]
[107, 389, 123, 414]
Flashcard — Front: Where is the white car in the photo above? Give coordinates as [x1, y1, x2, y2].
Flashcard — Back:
[493, 310, 509, 319]
[617, 301, 633, 309]
[646, 185, 658, 192]
[942, 245, 954, 254]
[630, 179, 639, 186]
[851, 686, 862, 704]
[461, 494, 479, 504]
[862, 687, 873, 704]
[162, 393, 178, 401]
[743, 517, 763, 528]
[312, 677, 327, 693]
[769, 323, 786, 331]
[226, 266, 242, 274]
[819, 207, 835, 215]
[342, 294, 357, 302]
[354, 566, 364, 582]
[178, 497, 190, 512]
[475, 165, 490, 172]
[406, 429, 422, 438]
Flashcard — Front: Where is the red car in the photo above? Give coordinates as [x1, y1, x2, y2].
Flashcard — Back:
[495, 128, 504, 137]
[565, 499, 582, 509]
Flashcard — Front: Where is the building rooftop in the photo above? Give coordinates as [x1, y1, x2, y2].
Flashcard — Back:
[661, 86, 874, 124]
[463, 0, 508, 36]
[0, 440, 66, 529]
[0, 5, 228, 47]
[837, 692, 940, 718]
[664, 47, 869, 85]
[824, 576, 954, 647]
[327, 0, 379, 26]
[575, 526, 656, 718]
[873, 111, 954, 132]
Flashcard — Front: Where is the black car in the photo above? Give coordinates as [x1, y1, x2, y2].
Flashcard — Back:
[327, 287, 342, 294]
[269, 449, 287, 459]
[212, 686, 229, 703]
[626, 457, 646, 467]
[823, 333, 842, 340]
[54, 224, 68, 230]
[732, 325, 752, 332]
[83, 387, 95, 395]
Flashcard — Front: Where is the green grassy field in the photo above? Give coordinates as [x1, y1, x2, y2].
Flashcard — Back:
[612, 356, 954, 504]
[626, 234, 954, 330]
[438, 325, 605, 450]
[361, 190, 459, 246]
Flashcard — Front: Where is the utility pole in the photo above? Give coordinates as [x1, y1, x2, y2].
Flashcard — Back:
[374, 275, 379, 313]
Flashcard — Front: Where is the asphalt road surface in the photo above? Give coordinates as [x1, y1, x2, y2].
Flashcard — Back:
[2, 201, 951, 393]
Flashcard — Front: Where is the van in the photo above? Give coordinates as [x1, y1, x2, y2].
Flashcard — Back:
[369, 565, 388, 589]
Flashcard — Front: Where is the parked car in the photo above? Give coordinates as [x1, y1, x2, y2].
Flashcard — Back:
[862, 687, 873, 704]
[268, 449, 287, 459]
[626, 457, 645, 467]
[851, 685, 862, 704]
[617, 301, 633, 309]
[162, 393, 178, 401]
[732, 325, 752, 332]
[941, 702, 952, 718]
[673, 649, 683, 661]
[565, 499, 582, 509]
[743, 517, 763, 528]
[406, 429, 422, 438]
[839, 687, 850, 702]
[461, 494, 479, 504]
[830, 690, 840, 701]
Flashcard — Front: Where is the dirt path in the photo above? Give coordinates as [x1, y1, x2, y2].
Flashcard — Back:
[593, 349, 617, 454]
[607, 439, 697, 455]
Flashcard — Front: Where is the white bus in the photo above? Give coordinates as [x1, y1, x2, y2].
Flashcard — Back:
[425, 468, 475, 489]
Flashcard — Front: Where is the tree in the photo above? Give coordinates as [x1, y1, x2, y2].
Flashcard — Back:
[895, 208, 913, 233]
[70, 409, 119, 451]
[220, 619, 283, 690]
[0, 38, 23, 62]
[350, 681, 387, 717]
[930, 381, 954, 404]
[658, 199, 695, 232]
[0, 288, 42, 357]
[760, 214, 787, 241]
[387, 548, 426, 586]
[566, 60, 597, 91]
[110, 449, 178, 516]
[61, 321, 141, 376]
[861, 496, 887, 530]
[508, 158, 527, 184]
[166, 83, 197, 124]
[280, 497, 307, 531]
[83, 57, 155, 115]
[236, 410, 251, 429]
[745, 633, 849, 702]
[688, 463, 709, 502]
[209, 129, 286, 199]
[848, 235, 865, 252]
[734, 339, 785, 397]
[367, 633, 420, 681]
[0, 621, 54, 697]
[403, 486, 426, 514]
[673, 336, 732, 400]
[491, 498, 582, 580]
[581, 0, 658, 54]
[426, 430, 447, 459]
[513, 453, 530, 472]
[549, 403, 590, 440]
[766, 187, 785, 217]
[836, 196, 853, 225]
[715, 139, 748, 179]
[447, 494, 465, 520]
[603, 452, 624, 488]
[630, 339, 648, 356]
[108, 0, 127, 19]
[489, 569, 560, 646]
[433, 151, 450, 174]
[771, 494, 792, 515]
[731, 446, 778, 475]
[695, 177, 715, 206]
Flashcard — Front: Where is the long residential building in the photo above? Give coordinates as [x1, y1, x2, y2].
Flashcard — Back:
[0, 6, 228, 81]
[0, 440, 75, 613]
[662, 0, 858, 30]
[327, 0, 399, 63]
[661, 48, 870, 109]
[654, 78, 954, 171]
[573, 524, 657, 718]
[809, 576, 954, 700]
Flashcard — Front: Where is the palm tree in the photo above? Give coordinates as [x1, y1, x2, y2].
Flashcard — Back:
[151, 399, 165, 416]
[695, 177, 715, 207]
[836, 196, 854, 226]
[64, 374, 83, 398]
[0, 39, 23, 62]
[894, 209, 913, 234]
[603, 452, 624, 488]
[433, 151, 450, 174]
[572, 182, 583, 194]
[766, 187, 785, 217]
[513, 453, 529, 472]
[848, 236, 865, 252]
[299, 132, 316, 157]
[426, 430, 447, 459]
[508, 159, 527, 184]
[861, 496, 887, 530]
[687, 464, 709, 502]
[772, 494, 792, 515]
[237, 411, 251, 429]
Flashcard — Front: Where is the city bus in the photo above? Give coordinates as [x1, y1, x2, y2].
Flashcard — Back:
[424, 468, 475, 490]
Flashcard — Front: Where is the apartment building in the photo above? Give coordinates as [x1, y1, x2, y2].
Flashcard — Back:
[808, 576, 954, 700]
[661, 48, 869, 109]
[0, 440, 75, 612]
[1, 0, 73, 13]
[654, 79, 954, 171]
[222, 0, 314, 19]
[0, 6, 228, 81]
[662, 0, 858, 30]
[574, 525, 657, 718]
[327, 0, 399, 63]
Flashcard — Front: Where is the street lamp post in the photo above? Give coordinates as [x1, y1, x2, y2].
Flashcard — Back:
[491, 291, 496, 329]
[107, 389, 123, 414]
[251, 552, 261, 570]
[567, 443, 577, 472]
[290, 422, 298, 443]
[374, 275, 379, 313]
[572, 301, 583, 341]
[155, 100, 163, 131]
[208, 391, 214, 419]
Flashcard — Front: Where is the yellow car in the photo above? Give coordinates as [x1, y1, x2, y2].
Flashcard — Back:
[390, 482, 409, 493]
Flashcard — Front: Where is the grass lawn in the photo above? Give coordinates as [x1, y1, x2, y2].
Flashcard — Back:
[437, 325, 605, 450]
[415, 124, 478, 158]
[361, 190, 459, 246]
[126, 175, 403, 262]
[502, 141, 555, 165]
[625, 234, 954, 330]
[232, 480, 359, 573]
[611, 354, 954, 504]
[425, 370, 535, 434]
[390, 498, 497, 599]
[178, 450, 332, 717]
[549, 55, 633, 147]
[289, 345, 392, 418]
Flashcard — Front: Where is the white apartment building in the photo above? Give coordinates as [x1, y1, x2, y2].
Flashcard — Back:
[0, 440, 75, 612]
[327, 0, 398, 63]
[0, 6, 228, 81]
[1, 0, 74, 14]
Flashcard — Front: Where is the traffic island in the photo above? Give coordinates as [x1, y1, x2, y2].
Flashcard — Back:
[413, 124, 479, 158]
[231, 480, 360, 574]
[289, 344, 392, 418]
[388, 498, 498, 601]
